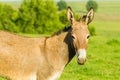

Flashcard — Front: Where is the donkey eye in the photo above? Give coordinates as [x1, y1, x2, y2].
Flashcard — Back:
[87, 35, 90, 39]
[71, 35, 75, 40]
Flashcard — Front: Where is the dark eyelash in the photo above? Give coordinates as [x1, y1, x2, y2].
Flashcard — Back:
[87, 35, 90, 39]
[71, 35, 75, 39]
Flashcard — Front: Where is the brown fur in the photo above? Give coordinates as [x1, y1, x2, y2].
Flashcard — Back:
[0, 7, 94, 80]
[0, 29, 74, 80]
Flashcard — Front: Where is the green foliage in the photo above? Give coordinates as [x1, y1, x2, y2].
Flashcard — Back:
[88, 25, 96, 36]
[0, 4, 19, 33]
[16, 0, 64, 34]
[0, 0, 64, 34]
[57, 0, 67, 11]
[86, 0, 98, 12]
[0, 0, 97, 35]
[59, 10, 69, 27]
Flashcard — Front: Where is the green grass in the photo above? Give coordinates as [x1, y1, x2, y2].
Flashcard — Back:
[0, 77, 7, 80]
[60, 1, 120, 80]
[59, 20, 120, 80]
[1, 1, 120, 80]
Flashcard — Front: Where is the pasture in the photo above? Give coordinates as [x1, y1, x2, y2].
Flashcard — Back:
[60, 1, 120, 80]
[0, 1, 120, 80]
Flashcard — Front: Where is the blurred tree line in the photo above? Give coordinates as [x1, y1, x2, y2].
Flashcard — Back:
[0, 0, 65, 34]
[0, 0, 96, 35]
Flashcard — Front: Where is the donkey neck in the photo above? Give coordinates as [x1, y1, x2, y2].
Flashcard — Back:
[45, 30, 75, 71]
[41, 31, 75, 80]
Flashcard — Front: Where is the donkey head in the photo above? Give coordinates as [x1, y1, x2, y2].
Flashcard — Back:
[67, 7, 94, 65]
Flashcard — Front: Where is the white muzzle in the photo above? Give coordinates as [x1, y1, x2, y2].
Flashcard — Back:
[77, 49, 86, 65]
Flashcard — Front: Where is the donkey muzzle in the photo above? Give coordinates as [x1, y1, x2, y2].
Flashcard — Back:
[77, 58, 86, 65]
[77, 49, 86, 65]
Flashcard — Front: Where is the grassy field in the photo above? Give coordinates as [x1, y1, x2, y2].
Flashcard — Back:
[60, 1, 120, 80]
[60, 21, 120, 80]
[0, 1, 120, 80]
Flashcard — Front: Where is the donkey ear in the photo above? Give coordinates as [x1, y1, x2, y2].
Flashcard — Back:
[67, 7, 75, 24]
[81, 7, 94, 24]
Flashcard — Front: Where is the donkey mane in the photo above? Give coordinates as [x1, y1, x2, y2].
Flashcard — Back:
[51, 26, 71, 36]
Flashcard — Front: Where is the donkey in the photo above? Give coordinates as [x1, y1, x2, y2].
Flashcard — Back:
[0, 7, 94, 80]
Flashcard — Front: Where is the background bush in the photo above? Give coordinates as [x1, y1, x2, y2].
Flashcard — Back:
[59, 10, 69, 27]
[16, 0, 64, 34]
[0, 0, 64, 34]
[57, 0, 67, 11]
[0, 0, 96, 35]
[86, 0, 98, 12]
[0, 4, 19, 33]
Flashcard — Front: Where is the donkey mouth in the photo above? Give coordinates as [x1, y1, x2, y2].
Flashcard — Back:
[78, 62, 85, 65]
